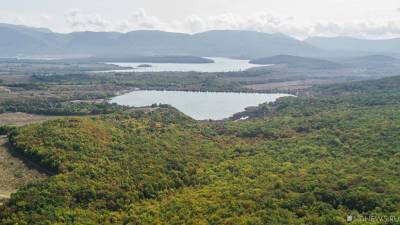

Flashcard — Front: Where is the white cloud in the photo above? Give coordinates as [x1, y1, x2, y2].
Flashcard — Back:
[176, 10, 400, 39]
[0, 12, 25, 25]
[179, 15, 205, 33]
[65, 8, 112, 31]
[128, 8, 161, 30]
[62, 8, 400, 39]
[65, 8, 81, 17]
[311, 20, 400, 38]
[40, 14, 52, 23]
[65, 8, 163, 32]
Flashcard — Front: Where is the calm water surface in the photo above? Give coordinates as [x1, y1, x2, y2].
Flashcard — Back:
[107, 57, 261, 73]
[110, 90, 291, 120]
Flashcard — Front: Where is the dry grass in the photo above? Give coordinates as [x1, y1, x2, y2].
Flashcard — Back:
[0, 112, 57, 126]
[0, 136, 48, 204]
[0, 112, 60, 204]
[244, 79, 336, 92]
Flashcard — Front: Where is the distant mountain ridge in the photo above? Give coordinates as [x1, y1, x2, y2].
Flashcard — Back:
[341, 55, 400, 69]
[1, 23, 400, 58]
[348, 55, 400, 63]
[305, 36, 400, 55]
[0, 24, 320, 58]
[250, 55, 345, 69]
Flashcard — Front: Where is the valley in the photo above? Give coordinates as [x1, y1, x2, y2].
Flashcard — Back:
[0, 75, 399, 224]
[0, 22, 400, 225]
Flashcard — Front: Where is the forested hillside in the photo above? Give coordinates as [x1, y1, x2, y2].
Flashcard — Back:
[0, 25, 320, 58]
[1, 76, 400, 224]
[249, 55, 344, 70]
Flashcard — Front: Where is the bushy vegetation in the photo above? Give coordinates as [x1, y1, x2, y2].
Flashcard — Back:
[250, 55, 344, 70]
[312, 75, 400, 95]
[32, 72, 250, 93]
[0, 125, 15, 135]
[233, 75, 400, 119]
[1, 75, 400, 224]
[0, 101, 129, 116]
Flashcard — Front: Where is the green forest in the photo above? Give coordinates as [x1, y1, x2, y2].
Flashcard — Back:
[1, 76, 400, 224]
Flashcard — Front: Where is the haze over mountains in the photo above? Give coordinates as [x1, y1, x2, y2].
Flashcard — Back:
[305, 36, 400, 55]
[249, 55, 346, 69]
[1, 23, 400, 59]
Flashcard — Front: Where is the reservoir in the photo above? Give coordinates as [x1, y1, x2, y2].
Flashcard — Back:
[106, 57, 261, 73]
[110, 90, 291, 120]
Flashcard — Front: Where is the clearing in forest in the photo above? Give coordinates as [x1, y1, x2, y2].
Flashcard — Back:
[0, 136, 48, 204]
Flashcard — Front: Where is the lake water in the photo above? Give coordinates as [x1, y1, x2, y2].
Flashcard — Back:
[107, 57, 260, 73]
[110, 90, 290, 120]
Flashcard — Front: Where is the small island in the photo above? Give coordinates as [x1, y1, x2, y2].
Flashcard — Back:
[137, 64, 152, 68]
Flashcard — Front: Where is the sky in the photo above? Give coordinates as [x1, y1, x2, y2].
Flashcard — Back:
[1, 0, 400, 39]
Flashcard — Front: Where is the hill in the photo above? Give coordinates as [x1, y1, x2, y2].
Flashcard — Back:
[1, 76, 400, 224]
[0, 25, 320, 58]
[305, 36, 400, 54]
[312, 75, 400, 95]
[249, 55, 344, 69]
[343, 55, 400, 67]
[350, 55, 399, 63]
[4, 23, 400, 58]
[189, 30, 319, 58]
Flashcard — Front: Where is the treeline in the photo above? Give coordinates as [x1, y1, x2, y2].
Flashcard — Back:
[1, 76, 400, 224]
[232, 75, 400, 120]
[0, 125, 15, 135]
[312, 75, 400, 95]
[0, 100, 129, 116]
[2, 102, 400, 224]
[32, 72, 251, 93]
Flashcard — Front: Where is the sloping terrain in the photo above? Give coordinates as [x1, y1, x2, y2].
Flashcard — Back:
[0, 76, 400, 224]
[249, 55, 344, 69]
[0, 136, 48, 205]
[0, 113, 57, 126]
[0, 24, 320, 58]
[305, 36, 400, 54]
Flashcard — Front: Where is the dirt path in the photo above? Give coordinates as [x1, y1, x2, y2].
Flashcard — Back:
[0, 136, 48, 203]
[0, 192, 10, 199]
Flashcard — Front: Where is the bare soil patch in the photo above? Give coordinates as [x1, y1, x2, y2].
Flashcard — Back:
[0, 112, 57, 126]
[0, 136, 48, 204]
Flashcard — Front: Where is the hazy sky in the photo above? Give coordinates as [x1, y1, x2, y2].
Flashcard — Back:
[1, 0, 400, 38]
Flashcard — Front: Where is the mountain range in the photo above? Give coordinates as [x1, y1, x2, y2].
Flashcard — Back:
[305, 36, 400, 55]
[1, 23, 400, 59]
[249, 55, 346, 69]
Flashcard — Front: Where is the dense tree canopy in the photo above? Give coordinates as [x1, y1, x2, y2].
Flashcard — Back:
[1, 76, 400, 224]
